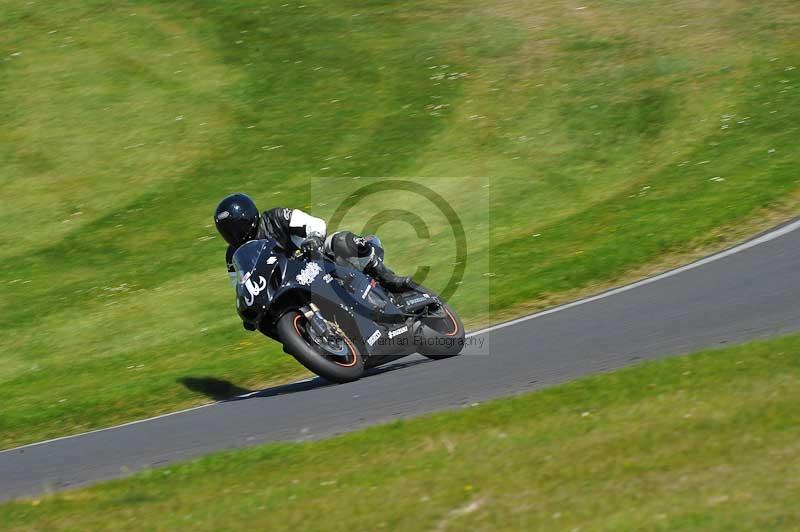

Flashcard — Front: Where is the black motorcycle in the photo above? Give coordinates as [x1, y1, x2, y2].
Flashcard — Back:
[231, 238, 465, 383]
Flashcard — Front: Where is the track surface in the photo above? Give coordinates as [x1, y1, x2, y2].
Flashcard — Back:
[2, 220, 800, 501]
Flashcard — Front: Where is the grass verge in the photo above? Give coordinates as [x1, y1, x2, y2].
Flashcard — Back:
[3, 334, 800, 530]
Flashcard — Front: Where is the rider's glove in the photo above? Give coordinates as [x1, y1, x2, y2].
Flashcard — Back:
[301, 235, 324, 259]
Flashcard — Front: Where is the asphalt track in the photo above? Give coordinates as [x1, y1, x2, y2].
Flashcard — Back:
[2, 219, 800, 502]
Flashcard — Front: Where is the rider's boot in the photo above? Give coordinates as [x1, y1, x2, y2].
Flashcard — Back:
[366, 259, 412, 293]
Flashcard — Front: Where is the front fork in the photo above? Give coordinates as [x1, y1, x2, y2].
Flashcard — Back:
[299, 303, 329, 336]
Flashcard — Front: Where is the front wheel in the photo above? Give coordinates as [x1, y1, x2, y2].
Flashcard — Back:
[416, 303, 465, 359]
[277, 311, 364, 383]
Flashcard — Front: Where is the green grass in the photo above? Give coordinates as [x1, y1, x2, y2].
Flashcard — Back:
[4, 334, 800, 530]
[1, 0, 800, 448]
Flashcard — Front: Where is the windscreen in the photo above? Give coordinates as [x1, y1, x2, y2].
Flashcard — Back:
[232, 239, 276, 283]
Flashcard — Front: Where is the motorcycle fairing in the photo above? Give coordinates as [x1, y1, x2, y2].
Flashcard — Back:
[231, 239, 416, 357]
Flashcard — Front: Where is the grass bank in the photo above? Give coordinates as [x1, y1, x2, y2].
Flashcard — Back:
[1, 0, 799, 447]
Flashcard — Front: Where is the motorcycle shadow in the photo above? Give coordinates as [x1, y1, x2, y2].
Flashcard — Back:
[177, 375, 326, 402]
[178, 356, 434, 402]
[364, 355, 434, 377]
[177, 376, 255, 401]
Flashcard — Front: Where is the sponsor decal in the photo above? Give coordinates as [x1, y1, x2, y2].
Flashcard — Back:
[366, 329, 382, 346]
[388, 325, 408, 339]
[243, 275, 267, 306]
[216, 211, 230, 221]
[296, 262, 322, 286]
[323, 273, 333, 283]
[266, 256, 277, 265]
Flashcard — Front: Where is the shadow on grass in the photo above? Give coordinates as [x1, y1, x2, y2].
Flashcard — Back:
[179, 356, 435, 402]
[178, 377, 254, 401]
[178, 375, 332, 402]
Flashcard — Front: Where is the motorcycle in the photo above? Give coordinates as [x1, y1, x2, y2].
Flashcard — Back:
[231, 237, 465, 383]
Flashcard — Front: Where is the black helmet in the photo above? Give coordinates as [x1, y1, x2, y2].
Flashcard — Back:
[214, 193, 260, 246]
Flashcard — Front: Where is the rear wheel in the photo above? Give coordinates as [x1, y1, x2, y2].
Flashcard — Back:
[277, 311, 364, 383]
[416, 303, 465, 359]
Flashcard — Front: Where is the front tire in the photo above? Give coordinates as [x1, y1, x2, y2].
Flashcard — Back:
[416, 303, 465, 359]
[277, 311, 365, 383]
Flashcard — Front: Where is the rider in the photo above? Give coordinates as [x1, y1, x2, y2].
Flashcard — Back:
[213, 193, 412, 292]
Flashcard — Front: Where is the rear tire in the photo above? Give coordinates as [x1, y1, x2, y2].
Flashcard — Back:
[277, 311, 364, 383]
[417, 303, 465, 359]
